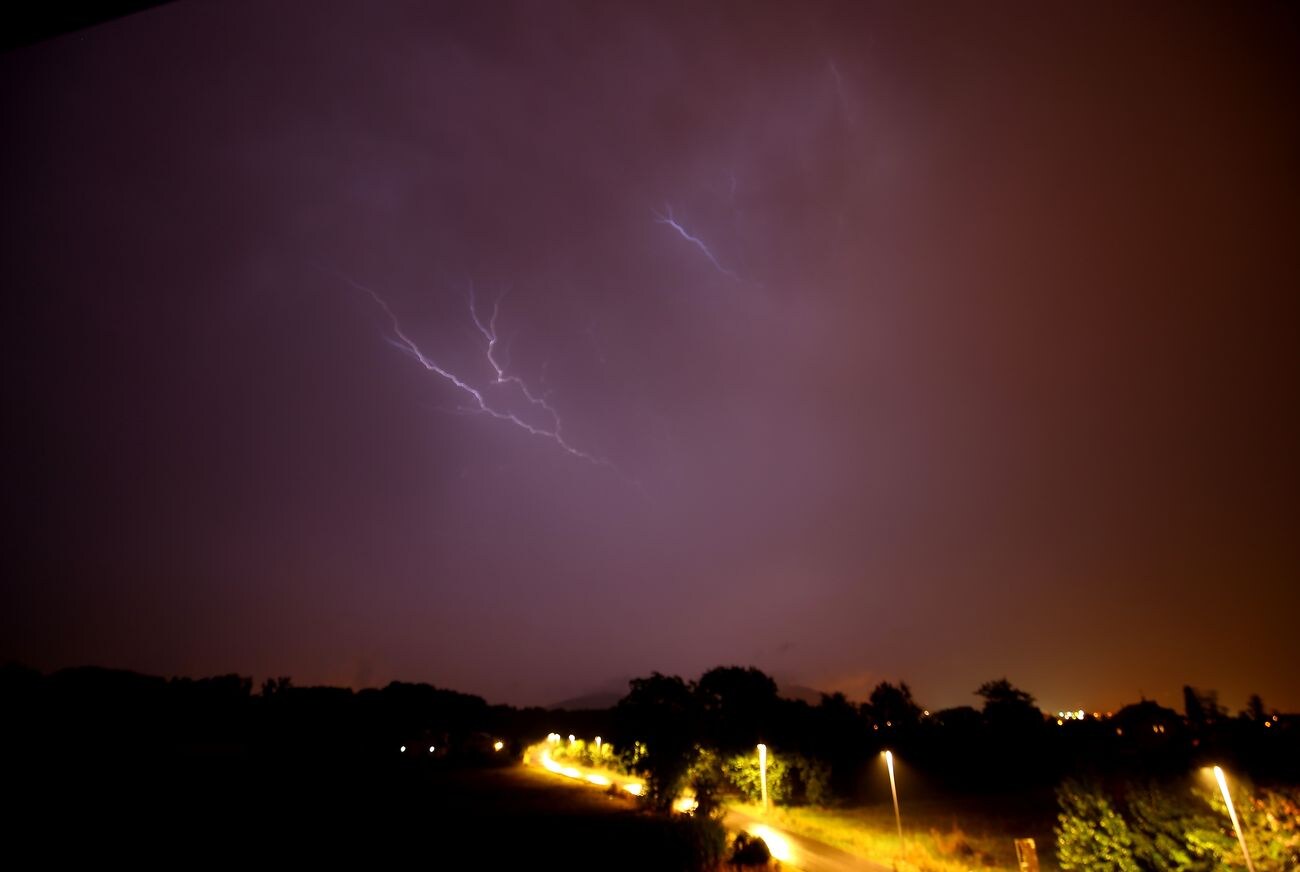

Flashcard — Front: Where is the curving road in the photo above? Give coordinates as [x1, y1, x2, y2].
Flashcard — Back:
[723, 806, 891, 872]
[522, 744, 891, 872]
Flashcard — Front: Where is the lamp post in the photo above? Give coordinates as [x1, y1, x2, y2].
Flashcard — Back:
[884, 750, 903, 846]
[757, 743, 769, 812]
[1213, 766, 1256, 872]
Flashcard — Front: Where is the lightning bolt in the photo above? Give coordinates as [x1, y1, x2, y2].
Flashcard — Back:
[333, 271, 617, 471]
[652, 204, 739, 280]
[467, 283, 565, 438]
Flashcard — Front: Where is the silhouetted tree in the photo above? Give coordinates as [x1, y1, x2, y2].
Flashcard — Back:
[809, 692, 866, 794]
[976, 678, 1043, 730]
[866, 681, 921, 730]
[695, 666, 778, 751]
[261, 676, 292, 697]
[1183, 686, 1204, 727]
[1182, 686, 1225, 728]
[615, 673, 701, 811]
[934, 705, 981, 730]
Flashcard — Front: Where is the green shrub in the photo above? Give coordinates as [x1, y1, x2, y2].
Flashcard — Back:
[1056, 780, 1140, 871]
[724, 751, 789, 805]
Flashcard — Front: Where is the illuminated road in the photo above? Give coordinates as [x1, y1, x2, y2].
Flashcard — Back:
[723, 807, 891, 872]
[523, 744, 889, 872]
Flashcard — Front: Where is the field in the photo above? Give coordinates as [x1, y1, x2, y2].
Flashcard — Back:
[16, 756, 715, 870]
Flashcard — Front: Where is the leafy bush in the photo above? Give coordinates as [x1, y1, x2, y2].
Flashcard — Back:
[1056, 780, 1140, 871]
[1126, 782, 1224, 870]
[687, 747, 725, 817]
[725, 751, 789, 805]
[724, 749, 832, 807]
[785, 753, 833, 806]
[1058, 779, 1300, 871]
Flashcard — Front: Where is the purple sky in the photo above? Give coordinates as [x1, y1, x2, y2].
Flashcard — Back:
[3, 1, 1298, 713]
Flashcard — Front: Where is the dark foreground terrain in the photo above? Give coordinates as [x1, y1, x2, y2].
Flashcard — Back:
[15, 755, 711, 869]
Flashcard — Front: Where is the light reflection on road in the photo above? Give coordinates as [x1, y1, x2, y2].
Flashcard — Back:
[530, 745, 645, 798]
[524, 743, 804, 868]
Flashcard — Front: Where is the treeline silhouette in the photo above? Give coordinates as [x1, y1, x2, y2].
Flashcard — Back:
[3, 662, 613, 866]
[5, 662, 1294, 801]
[1, 662, 549, 771]
[4, 660, 1296, 872]
[587, 668, 1300, 810]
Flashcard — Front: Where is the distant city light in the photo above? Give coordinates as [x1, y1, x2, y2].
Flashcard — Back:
[399, 745, 406, 752]
[1056, 709, 1102, 722]
[429, 745, 435, 753]
[493, 740, 505, 751]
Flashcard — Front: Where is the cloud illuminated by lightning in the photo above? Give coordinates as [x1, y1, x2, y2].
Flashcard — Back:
[334, 271, 616, 470]
[652, 204, 738, 280]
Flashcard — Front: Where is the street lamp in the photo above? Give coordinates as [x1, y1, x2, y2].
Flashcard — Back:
[1213, 766, 1256, 872]
[884, 750, 903, 846]
[757, 743, 769, 812]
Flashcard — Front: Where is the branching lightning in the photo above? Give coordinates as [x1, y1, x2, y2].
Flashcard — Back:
[467, 284, 564, 437]
[335, 271, 615, 470]
[652, 204, 738, 280]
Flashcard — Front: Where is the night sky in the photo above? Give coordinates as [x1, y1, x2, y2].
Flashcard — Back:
[3, 1, 1297, 713]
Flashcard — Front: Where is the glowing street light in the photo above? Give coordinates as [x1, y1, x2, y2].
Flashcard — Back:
[757, 743, 770, 812]
[1213, 766, 1256, 872]
[884, 750, 903, 845]
[595, 736, 602, 752]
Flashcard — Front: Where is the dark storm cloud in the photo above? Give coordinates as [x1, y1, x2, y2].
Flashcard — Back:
[3, 1, 1297, 712]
